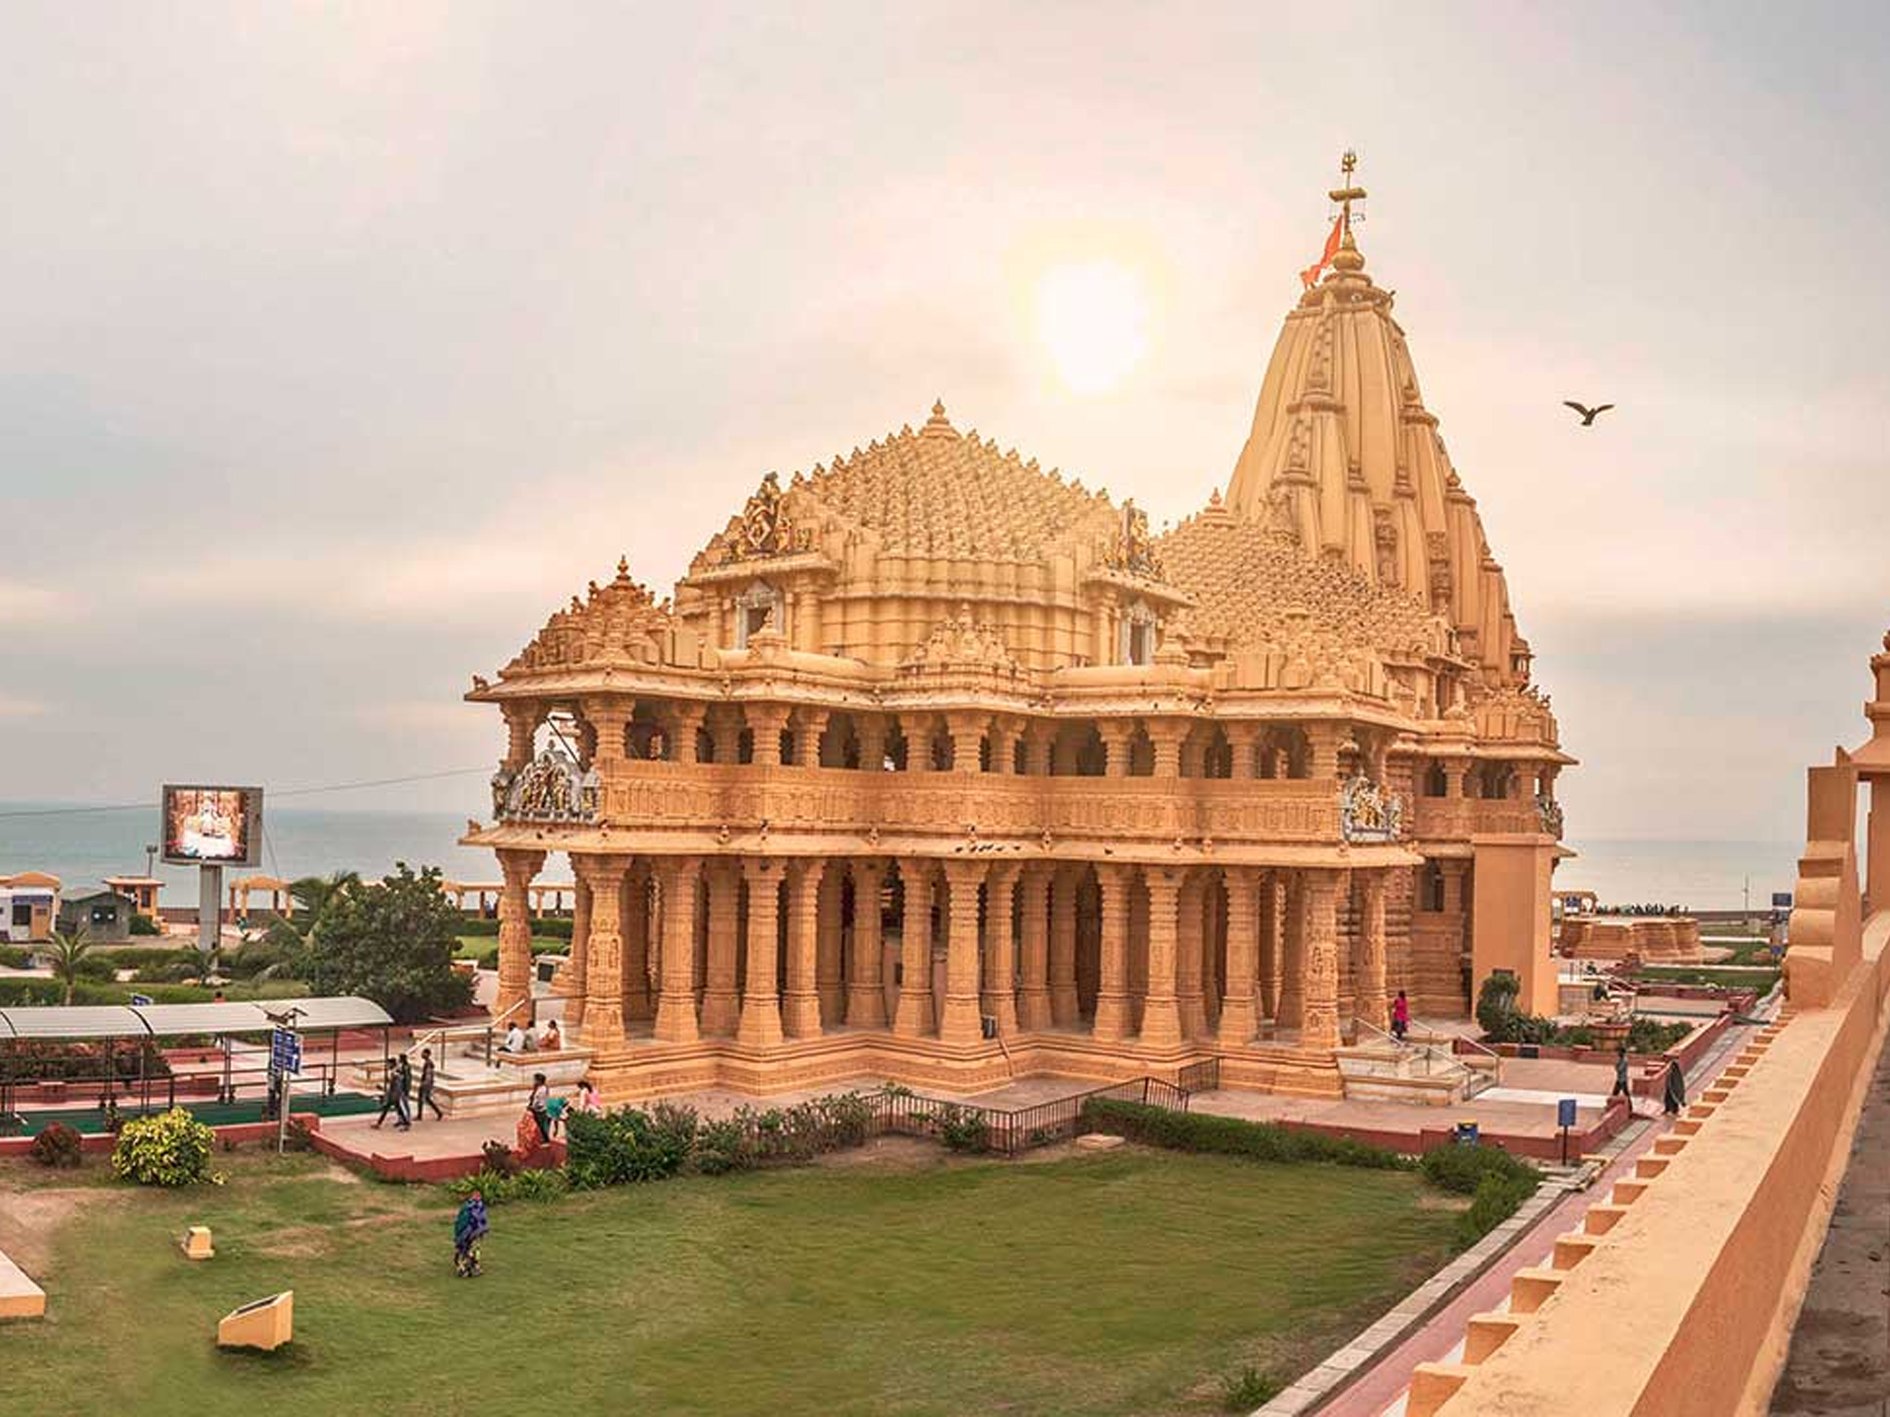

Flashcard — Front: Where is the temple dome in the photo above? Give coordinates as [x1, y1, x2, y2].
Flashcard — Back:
[1223, 209, 1527, 686]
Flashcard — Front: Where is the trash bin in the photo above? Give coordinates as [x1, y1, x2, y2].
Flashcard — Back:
[1454, 1120, 1480, 1146]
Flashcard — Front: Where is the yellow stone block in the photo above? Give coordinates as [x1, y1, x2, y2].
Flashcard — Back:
[217, 1291, 294, 1352]
[182, 1226, 215, 1261]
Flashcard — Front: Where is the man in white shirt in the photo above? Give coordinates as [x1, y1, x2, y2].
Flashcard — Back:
[502, 1023, 527, 1053]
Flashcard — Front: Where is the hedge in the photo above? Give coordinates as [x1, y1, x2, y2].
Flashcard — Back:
[1080, 1099, 1414, 1171]
[456, 917, 575, 940]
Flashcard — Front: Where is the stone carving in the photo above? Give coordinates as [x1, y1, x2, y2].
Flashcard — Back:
[731, 472, 797, 559]
[1339, 774, 1404, 844]
[1536, 793, 1565, 839]
[493, 747, 600, 824]
[1373, 508, 1400, 587]
[900, 605, 1022, 678]
[1104, 500, 1164, 579]
[506, 559, 670, 673]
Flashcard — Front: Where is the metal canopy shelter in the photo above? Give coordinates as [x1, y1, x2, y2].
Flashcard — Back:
[0, 996, 393, 1117]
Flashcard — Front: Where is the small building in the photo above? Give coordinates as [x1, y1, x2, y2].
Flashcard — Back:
[103, 875, 165, 924]
[0, 872, 60, 943]
[56, 885, 135, 944]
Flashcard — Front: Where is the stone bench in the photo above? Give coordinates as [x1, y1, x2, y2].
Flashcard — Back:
[0, 1248, 46, 1321]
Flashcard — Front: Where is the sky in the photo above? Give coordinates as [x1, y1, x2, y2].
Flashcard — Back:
[1, 1, 1887, 846]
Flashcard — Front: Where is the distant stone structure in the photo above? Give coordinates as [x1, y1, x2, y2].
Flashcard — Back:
[1561, 914, 1703, 963]
[462, 164, 1571, 1100]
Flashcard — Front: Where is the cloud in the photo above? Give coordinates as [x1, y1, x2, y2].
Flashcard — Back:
[0, 694, 47, 718]
[0, 580, 73, 627]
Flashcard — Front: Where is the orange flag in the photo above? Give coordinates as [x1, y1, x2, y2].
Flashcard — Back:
[1300, 217, 1343, 290]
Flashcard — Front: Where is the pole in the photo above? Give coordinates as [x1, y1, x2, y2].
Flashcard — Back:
[197, 864, 222, 964]
[1560, 1122, 1569, 1166]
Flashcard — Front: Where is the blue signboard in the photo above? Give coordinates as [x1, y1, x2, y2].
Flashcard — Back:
[1557, 1097, 1578, 1129]
[1771, 893, 1794, 910]
[270, 1028, 302, 1076]
[129, 993, 153, 1006]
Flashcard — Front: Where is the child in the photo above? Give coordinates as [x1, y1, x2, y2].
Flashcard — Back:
[544, 1091, 570, 1140]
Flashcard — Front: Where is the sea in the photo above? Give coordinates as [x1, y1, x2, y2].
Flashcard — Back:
[0, 801, 1802, 912]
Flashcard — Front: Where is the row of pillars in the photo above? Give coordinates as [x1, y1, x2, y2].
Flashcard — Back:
[494, 851, 1394, 1056]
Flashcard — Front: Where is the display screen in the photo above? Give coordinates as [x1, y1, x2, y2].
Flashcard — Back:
[161, 785, 262, 867]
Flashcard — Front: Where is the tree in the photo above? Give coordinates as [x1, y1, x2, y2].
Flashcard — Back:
[258, 871, 359, 978]
[49, 925, 93, 1006]
[302, 864, 471, 1023]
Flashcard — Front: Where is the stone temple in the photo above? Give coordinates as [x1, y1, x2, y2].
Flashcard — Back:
[463, 171, 1571, 1101]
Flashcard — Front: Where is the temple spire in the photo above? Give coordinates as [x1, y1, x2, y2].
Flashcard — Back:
[1329, 149, 1367, 272]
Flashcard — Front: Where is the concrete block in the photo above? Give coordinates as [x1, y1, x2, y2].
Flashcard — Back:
[1553, 1232, 1601, 1270]
[182, 1226, 215, 1261]
[1634, 1156, 1670, 1179]
[1653, 1136, 1688, 1156]
[1584, 1203, 1628, 1235]
[0, 1250, 45, 1321]
[1464, 1311, 1526, 1363]
[217, 1291, 293, 1351]
[1510, 1267, 1565, 1313]
[1407, 1362, 1475, 1417]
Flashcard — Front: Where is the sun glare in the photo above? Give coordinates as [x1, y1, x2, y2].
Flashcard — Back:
[1034, 260, 1149, 395]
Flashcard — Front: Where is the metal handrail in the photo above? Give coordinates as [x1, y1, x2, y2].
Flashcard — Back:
[1352, 1016, 1450, 1077]
[1422, 1017, 1501, 1062]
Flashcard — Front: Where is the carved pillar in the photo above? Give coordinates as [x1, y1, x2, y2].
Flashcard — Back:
[1217, 867, 1259, 1047]
[1022, 724, 1055, 777]
[1225, 722, 1262, 780]
[1092, 864, 1133, 1041]
[652, 857, 701, 1044]
[1049, 866, 1080, 1027]
[846, 860, 889, 1028]
[1016, 866, 1053, 1029]
[1176, 874, 1209, 1039]
[1358, 869, 1390, 1032]
[1259, 871, 1283, 1020]
[699, 861, 741, 1035]
[856, 715, 889, 773]
[1148, 721, 1183, 778]
[981, 866, 1020, 1035]
[624, 865, 653, 1024]
[1276, 871, 1304, 1029]
[814, 862, 845, 1024]
[892, 862, 935, 1036]
[782, 860, 823, 1038]
[746, 705, 790, 768]
[938, 863, 985, 1044]
[670, 702, 707, 766]
[902, 715, 938, 772]
[1444, 758, 1470, 798]
[582, 697, 631, 767]
[501, 704, 539, 772]
[1308, 723, 1344, 780]
[1139, 867, 1185, 1048]
[1098, 721, 1134, 778]
[946, 712, 987, 774]
[563, 869, 593, 1028]
[794, 709, 830, 767]
[736, 857, 784, 1046]
[986, 718, 1019, 776]
[1301, 869, 1343, 1051]
[576, 854, 628, 1051]
[495, 848, 545, 1021]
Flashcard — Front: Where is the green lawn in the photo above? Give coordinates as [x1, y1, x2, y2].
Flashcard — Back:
[454, 935, 566, 964]
[1635, 964, 1782, 993]
[3, 1146, 1457, 1417]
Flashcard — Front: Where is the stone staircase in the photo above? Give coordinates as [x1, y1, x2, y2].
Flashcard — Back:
[1334, 1035, 1497, 1105]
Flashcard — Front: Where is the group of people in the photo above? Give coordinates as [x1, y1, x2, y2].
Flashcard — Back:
[371, 1047, 445, 1131]
[1611, 1043, 1687, 1117]
[1595, 903, 1689, 918]
[500, 1018, 562, 1054]
[516, 1073, 600, 1152]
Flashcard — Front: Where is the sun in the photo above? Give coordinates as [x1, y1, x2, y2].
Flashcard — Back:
[1034, 260, 1149, 395]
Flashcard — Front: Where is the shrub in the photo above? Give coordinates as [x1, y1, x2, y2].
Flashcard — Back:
[1418, 1142, 1538, 1196]
[1458, 1171, 1541, 1246]
[693, 1116, 752, 1175]
[30, 1122, 83, 1169]
[931, 1103, 991, 1153]
[1220, 1366, 1283, 1412]
[447, 1166, 569, 1204]
[566, 1103, 697, 1188]
[111, 1107, 218, 1186]
[481, 1139, 521, 1177]
[129, 913, 163, 936]
[0, 945, 29, 969]
[1625, 1018, 1693, 1054]
[1476, 972, 1522, 1039]
[1084, 1099, 1414, 1171]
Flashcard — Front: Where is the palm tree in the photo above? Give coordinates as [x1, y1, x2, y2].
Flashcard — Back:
[260, 872, 358, 975]
[49, 925, 92, 1006]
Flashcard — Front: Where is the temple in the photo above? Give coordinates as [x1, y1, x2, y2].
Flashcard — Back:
[462, 163, 1572, 1101]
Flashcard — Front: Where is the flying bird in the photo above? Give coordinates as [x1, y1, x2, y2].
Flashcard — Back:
[1563, 400, 1614, 426]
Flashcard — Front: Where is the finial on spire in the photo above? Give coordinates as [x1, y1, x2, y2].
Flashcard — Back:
[1329, 149, 1367, 271]
[919, 398, 958, 441]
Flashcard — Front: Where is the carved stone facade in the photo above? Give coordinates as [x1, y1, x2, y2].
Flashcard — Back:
[464, 173, 1572, 1101]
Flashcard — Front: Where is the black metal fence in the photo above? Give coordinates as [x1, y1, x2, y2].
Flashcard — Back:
[865, 1067, 1217, 1159]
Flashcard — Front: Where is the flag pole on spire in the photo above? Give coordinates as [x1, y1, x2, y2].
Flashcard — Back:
[1300, 150, 1366, 290]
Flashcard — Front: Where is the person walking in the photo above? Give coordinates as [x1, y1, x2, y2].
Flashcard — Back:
[527, 1072, 551, 1143]
[1611, 1044, 1634, 1116]
[1662, 1058, 1687, 1116]
[453, 1189, 489, 1278]
[373, 1055, 412, 1130]
[1390, 989, 1411, 1044]
[415, 1047, 444, 1122]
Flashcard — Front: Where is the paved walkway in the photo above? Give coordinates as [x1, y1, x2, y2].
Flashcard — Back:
[1310, 1014, 1760, 1416]
[1770, 1029, 1890, 1414]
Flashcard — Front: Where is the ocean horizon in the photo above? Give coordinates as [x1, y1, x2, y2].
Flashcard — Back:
[0, 800, 1802, 913]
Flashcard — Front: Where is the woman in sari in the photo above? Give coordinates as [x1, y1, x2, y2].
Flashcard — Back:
[453, 1190, 489, 1278]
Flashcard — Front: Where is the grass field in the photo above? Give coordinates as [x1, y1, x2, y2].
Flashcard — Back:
[1, 1145, 1459, 1417]
[454, 935, 566, 964]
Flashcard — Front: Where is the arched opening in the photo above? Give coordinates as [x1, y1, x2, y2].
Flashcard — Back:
[1422, 861, 1446, 913]
[1074, 724, 1107, 777]
[1424, 762, 1449, 798]
[733, 581, 780, 647]
[1200, 726, 1233, 780]
[1121, 598, 1158, 666]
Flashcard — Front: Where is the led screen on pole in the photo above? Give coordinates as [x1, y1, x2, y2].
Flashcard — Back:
[160, 785, 263, 868]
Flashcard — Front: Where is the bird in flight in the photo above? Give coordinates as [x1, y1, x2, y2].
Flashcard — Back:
[1563, 400, 1614, 426]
